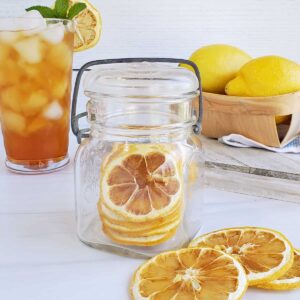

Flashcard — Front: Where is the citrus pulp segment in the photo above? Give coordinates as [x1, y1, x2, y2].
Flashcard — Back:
[71, 0, 102, 51]
[189, 227, 294, 285]
[257, 249, 300, 290]
[130, 247, 248, 299]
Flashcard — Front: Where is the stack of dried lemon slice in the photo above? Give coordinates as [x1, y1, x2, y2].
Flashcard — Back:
[189, 227, 295, 286]
[130, 226, 300, 299]
[98, 144, 184, 247]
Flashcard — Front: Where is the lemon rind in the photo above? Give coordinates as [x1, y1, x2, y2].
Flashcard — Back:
[256, 248, 300, 290]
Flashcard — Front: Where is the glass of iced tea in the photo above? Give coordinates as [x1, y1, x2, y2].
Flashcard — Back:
[0, 17, 74, 174]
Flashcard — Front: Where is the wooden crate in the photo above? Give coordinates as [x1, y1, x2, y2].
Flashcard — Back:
[202, 91, 300, 147]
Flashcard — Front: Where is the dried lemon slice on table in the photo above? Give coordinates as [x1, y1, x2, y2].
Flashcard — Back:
[98, 143, 184, 246]
[257, 248, 300, 290]
[189, 227, 294, 286]
[71, 0, 102, 51]
[130, 247, 248, 299]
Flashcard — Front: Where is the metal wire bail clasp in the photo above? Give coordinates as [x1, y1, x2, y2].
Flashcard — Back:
[71, 58, 203, 144]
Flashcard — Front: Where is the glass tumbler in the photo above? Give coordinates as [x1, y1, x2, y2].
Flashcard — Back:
[73, 58, 205, 257]
[0, 17, 75, 174]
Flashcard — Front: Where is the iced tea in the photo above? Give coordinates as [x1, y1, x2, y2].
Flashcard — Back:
[0, 18, 74, 173]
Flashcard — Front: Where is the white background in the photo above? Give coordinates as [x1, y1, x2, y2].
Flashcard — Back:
[1, 1, 300, 300]
[2, 0, 300, 68]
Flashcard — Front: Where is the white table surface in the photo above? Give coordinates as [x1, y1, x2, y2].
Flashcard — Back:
[1, 135, 300, 300]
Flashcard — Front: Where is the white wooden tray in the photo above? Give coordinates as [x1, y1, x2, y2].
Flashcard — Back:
[203, 136, 300, 203]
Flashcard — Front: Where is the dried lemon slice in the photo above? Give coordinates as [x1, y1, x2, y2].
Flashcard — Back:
[103, 225, 178, 247]
[189, 227, 294, 285]
[100, 144, 183, 222]
[130, 247, 248, 299]
[71, 0, 102, 52]
[99, 202, 182, 235]
[103, 217, 181, 238]
[257, 249, 300, 290]
[98, 198, 182, 227]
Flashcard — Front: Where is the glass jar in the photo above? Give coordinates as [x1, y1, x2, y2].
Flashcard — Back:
[73, 58, 205, 257]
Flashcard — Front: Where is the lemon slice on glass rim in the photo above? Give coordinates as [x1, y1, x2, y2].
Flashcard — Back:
[71, 0, 102, 51]
[130, 247, 248, 300]
[189, 227, 294, 286]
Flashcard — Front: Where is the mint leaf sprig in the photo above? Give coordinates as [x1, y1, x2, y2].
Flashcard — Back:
[67, 3, 87, 20]
[25, 6, 57, 18]
[26, 0, 87, 20]
[55, 0, 69, 18]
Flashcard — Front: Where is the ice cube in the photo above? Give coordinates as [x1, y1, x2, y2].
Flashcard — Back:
[43, 101, 63, 120]
[52, 77, 69, 99]
[27, 116, 48, 133]
[48, 42, 72, 71]
[66, 21, 75, 33]
[0, 32, 20, 43]
[42, 24, 65, 44]
[13, 36, 42, 64]
[22, 64, 39, 78]
[0, 61, 22, 86]
[1, 87, 22, 113]
[0, 44, 9, 63]
[1, 110, 26, 134]
[22, 90, 48, 116]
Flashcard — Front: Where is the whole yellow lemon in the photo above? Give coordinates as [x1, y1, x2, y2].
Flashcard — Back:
[186, 44, 252, 94]
[225, 55, 300, 97]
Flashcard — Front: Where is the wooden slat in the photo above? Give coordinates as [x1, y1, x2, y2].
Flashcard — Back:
[203, 136, 300, 180]
[206, 168, 300, 203]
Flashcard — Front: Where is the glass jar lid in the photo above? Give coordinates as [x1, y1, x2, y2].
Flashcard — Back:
[83, 62, 199, 99]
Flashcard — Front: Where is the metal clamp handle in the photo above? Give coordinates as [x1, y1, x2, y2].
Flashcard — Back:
[71, 58, 203, 144]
